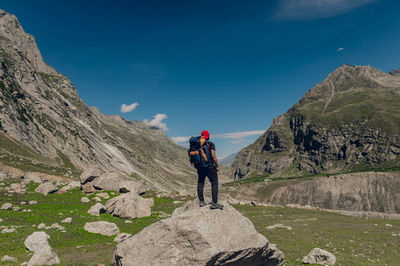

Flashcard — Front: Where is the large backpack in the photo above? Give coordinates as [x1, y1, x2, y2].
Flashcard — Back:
[188, 136, 212, 168]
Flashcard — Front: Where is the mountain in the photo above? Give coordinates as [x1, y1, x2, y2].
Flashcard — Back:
[0, 9, 196, 191]
[233, 64, 400, 179]
[219, 152, 238, 166]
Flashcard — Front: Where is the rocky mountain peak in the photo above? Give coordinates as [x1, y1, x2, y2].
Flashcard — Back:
[0, 9, 54, 73]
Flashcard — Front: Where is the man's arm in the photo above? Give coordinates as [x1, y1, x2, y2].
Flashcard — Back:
[210, 149, 219, 172]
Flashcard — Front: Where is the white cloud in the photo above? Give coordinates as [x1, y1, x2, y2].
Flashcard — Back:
[120, 102, 139, 113]
[171, 136, 190, 143]
[272, 0, 379, 20]
[144, 113, 168, 131]
[337, 47, 344, 51]
[171, 130, 265, 144]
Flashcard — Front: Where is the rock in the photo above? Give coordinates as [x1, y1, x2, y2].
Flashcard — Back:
[88, 203, 106, 216]
[118, 180, 144, 194]
[2, 255, 17, 263]
[81, 197, 90, 203]
[105, 193, 154, 219]
[81, 183, 96, 193]
[50, 223, 65, 230]
[93, 196, 102, 202]
[124, 220, 132, 224]
[57, 181, 80, 194]
[266, 224, 293, 230]
[35, 182, 58, 195]
[80, 167, 102, 184]
[29, 200, 38, 205]
[97, 192, 109, 199]
[1, 203, 13, 210]
[385, 223, 393, 227]
[21, 201, 27, 204]
[2, 228, 16, 233]
[61, 217, 72, 224]
[12, 206, 20, 211]
[9, 183, 26, 194]
[113, 200, 284, 265]
[302, 248, 336, 265]
[37, 223, 46, 229]
[25, 231, 60, 265]
[84, 221, 119, 236]
[114, 233, 132, 243]
[0, 218, 3, 222]
[92, 172, 126, 192]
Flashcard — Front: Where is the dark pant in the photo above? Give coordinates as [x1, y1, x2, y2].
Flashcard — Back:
[197, 164, 218, 204]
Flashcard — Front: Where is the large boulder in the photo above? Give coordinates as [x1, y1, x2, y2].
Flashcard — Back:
[1, 203, 13, 210]
[35, 182, 58, 195]
[84, 221, 119, 236]
[24, 231, 60, 265]
[92, 172, 143, 194]
[88, 203, 106, 216]
[80, 167, 102, 184]
[105, 193, 154, 219]
[302, 248, 336, 265]
[58, 181, 80, 194]
[113, 200, 284, 266]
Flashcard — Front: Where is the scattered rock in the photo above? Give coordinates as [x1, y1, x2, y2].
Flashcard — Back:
[80, 167, 102, 184]
[21, 201, 27, 205]
[92, 172, 126, 192]
[93, 197, 102, 202]
[105, 193, 154, 219]
[385, 223, 393, 227]
[96, 192, 109, 199]
[1, 255, 17, 263]
[124, 220, 132, 224]
[29, 200, 38, 205]
[37, 223, 46, 229]
[173, 201, 183, 204]
[25, 231, 60, 265]
[35, 182, 58, 195]
[57, 181, 80, 194]
[61, 217, 72, 224]
[266, 224, 293, 230]
[81, 183, 96, 194]
[84, 221, 119, 236]
[113, 200, 285, 265]
[81, 197, 90, 203]
[50, 223, 65, 231]
[2, 228, 16, 233]
[1, 203, 13, 210]
[0, 218, 3, 222]
[12, 206, 20, 211]
[114, 233, 132, 243]
[88, 203, 106, 216]
[302, 248, 336, 265]
[118, 180, 144, 194]
[9, 183, 26, 194]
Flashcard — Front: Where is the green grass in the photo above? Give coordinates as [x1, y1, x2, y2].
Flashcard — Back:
[234, 204, 400, 265]
[0, 180, 185, 265]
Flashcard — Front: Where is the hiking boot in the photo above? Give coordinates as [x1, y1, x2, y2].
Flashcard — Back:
[199, 201, 206, 207]
[210, 202, 223, 210]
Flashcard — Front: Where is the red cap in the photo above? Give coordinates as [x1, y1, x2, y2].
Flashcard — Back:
[201, 130, 210, 140]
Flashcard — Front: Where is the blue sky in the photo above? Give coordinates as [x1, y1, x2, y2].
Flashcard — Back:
[2, 0, 400, 158]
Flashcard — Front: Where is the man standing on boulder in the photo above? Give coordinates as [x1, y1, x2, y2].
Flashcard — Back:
[195, 130, 223, 210]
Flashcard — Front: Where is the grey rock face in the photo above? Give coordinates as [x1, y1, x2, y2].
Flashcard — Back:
[58, 181, 80, 193]
[114, 233, 132, 243]
[105, 193, 153, 219]
[24, 231, 60, 265]
[60, 217, 72, 223]
[88, 203, 106, 216]
[1, 202, 12, 210]
[80, 168, 102, 184]
[92, 172, 143, 193]
[302, 248, 336, 265]
[84, 221, 119, 236]
[81, 197, 90, 203]
[35, 182, 57, 195]
[113, 200, 284, 266]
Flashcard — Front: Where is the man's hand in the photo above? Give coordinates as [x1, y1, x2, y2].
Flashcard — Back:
[216, 166, 219, 172]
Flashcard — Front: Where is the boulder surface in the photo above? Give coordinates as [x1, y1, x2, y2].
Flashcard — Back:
[84, 221, 119, 236]
[302, 248, 336, 265]
[105, 193, 153, 219]
[35, 182, 58, 195]
[24, 231, 60, 265]
[113, 200, 284, 266]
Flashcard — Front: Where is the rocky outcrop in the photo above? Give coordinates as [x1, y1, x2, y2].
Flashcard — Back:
[84, 221, 119, 236]
[88, 203, 106, 216]
[223, 171, 400, 214]
[113, 200, 284, 266]
[234, 64, 400, 178]
[105, 193, 154, 219]
[302, 248, 336, 265]
[24, 231, 60, 265]
[35, 182, 58, 195]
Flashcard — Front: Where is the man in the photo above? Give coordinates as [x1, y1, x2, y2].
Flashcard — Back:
[196, 130, 223, 210]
